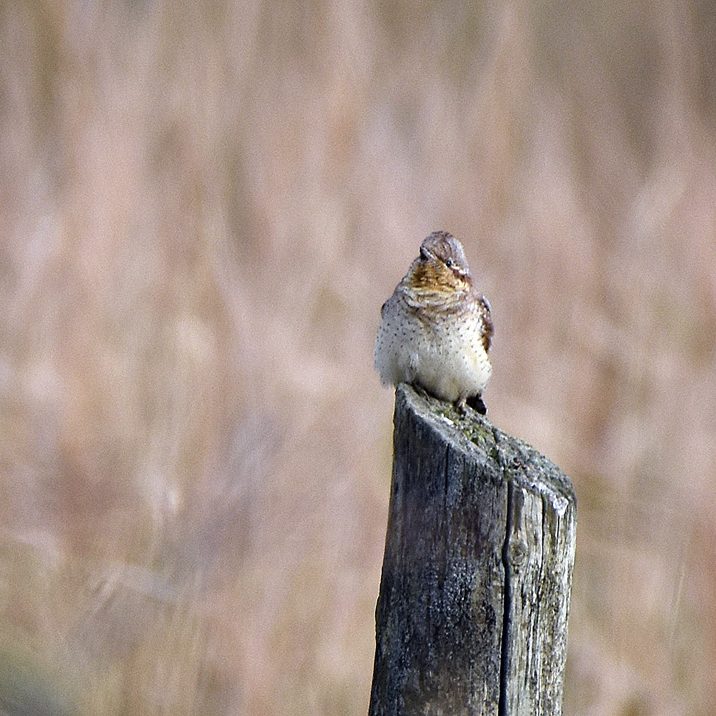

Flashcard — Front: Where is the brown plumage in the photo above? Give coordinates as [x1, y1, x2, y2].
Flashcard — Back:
[374, 231, 493, 413]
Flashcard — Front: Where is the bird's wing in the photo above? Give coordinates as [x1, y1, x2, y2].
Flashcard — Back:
[478, 294, 493, 352]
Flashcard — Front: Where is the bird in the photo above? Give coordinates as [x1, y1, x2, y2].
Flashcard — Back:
[374, 231, 493, 414]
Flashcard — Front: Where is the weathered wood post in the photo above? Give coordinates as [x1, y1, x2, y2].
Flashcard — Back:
[369, 384, 576, 716]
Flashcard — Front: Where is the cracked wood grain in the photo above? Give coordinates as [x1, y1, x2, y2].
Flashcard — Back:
[369, 384, 576, 716]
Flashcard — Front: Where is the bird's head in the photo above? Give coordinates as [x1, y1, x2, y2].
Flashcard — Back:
[406, 231, 473, 295]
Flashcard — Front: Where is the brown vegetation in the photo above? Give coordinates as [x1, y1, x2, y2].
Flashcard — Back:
[1, 2, 715, 714]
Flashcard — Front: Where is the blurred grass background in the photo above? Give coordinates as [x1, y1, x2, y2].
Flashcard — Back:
[1, 1, 715, 714]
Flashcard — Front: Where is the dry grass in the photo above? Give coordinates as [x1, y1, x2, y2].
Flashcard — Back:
[1, 1, 716, 714]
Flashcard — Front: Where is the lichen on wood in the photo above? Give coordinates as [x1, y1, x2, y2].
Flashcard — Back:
[369, 384, 576, 716]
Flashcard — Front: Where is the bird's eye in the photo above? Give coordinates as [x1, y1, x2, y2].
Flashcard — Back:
[445, 258, 455, 269]
[420, 247, 429, 261]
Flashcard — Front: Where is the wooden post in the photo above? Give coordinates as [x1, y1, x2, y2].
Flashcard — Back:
[369, 384, 576, 716]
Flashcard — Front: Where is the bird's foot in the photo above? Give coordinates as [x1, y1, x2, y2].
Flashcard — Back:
[465, 394, 487, 415]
